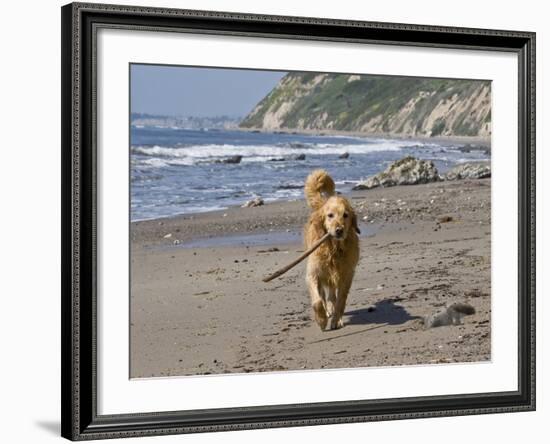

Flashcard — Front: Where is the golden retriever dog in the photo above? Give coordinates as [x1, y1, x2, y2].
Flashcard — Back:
[304, 169, 360, 331]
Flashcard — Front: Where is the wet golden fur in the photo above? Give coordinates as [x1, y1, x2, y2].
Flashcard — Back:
[304, 170, 360, 330]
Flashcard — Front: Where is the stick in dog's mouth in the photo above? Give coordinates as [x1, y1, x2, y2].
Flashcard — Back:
[262, 232, 332, 283]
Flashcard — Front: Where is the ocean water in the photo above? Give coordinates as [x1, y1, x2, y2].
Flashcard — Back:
[130, 126, 490, 221]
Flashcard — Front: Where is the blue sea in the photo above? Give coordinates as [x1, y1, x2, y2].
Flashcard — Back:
[130, 126, 490, 222]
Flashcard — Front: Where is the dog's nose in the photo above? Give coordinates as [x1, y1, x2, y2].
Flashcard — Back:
[335, 227, 343, 237]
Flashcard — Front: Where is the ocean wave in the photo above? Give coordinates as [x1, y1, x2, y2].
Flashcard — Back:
[276, 181, 303, 190]
[131, 140, 404, 166]
[137, 157, 195, 168]
[131, 204, 228, 221]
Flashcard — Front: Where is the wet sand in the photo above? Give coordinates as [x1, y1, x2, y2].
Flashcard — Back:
[130, 179, 491, 378]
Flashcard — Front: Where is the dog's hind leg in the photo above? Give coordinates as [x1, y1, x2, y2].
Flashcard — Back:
[307, 276, 328, 331]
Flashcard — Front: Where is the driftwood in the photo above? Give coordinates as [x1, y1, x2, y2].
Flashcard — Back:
[262, 233, 331, 283]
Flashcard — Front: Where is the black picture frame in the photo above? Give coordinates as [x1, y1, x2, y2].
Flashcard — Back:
[61, 2, 536, 440]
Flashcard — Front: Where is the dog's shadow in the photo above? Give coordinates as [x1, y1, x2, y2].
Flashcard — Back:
[345, 298, 421, 326]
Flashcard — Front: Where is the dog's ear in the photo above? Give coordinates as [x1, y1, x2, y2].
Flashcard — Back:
[352, 212, 361, 234]
[310, 211, 327, 238]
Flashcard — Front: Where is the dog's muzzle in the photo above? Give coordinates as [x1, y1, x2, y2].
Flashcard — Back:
[334, 227, 344, 239]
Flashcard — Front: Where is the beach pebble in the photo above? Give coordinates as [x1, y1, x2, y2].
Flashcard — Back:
[173, 239, 180, 245]
[437, 215, 453, 223]
[163, 233, 172, 239]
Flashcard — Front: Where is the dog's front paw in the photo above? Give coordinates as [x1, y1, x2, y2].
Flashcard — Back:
[315, 313, 328, 331]
[328, 316, 344, 330]
[313, 301, 328, 330]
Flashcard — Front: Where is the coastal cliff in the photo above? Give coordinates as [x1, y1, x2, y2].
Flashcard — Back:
[239, 73, 491, 138]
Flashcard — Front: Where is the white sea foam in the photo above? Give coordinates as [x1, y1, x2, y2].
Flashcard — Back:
[138, 157, 195, 168]
[131, 140, 404, 166]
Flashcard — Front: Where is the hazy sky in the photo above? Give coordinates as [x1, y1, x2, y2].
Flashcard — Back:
[130, 64, 286, 117]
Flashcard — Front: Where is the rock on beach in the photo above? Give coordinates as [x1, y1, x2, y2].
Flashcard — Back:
[353, 156, 491, 191]
[353, 156, 440, 190]
[216, 155, 243, 164]
[241, 197, 264, 208]
[445, 162, 491, 180]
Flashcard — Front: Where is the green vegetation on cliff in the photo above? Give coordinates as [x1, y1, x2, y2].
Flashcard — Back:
[239, 72, 491, 138]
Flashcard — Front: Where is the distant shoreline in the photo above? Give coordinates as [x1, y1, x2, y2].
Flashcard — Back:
[238, 126, 491, 149]
[131, 122, 491, 148]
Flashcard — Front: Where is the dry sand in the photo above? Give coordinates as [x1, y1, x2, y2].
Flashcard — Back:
[130, 179, 491, 378]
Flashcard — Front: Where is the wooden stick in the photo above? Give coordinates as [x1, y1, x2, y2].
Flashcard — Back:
[262, 233, 331, 283]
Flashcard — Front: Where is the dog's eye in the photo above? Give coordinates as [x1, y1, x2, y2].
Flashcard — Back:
[327, 213, 334, 218]
[343, 212, 349, 218]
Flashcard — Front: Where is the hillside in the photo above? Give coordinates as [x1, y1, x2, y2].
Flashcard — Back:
[239, 73, 491, 138]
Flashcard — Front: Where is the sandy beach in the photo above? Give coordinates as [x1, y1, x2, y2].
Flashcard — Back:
[130, 178, 491, 378]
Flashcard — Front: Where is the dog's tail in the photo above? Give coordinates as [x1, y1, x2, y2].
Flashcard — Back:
[304, 169, 335, 210]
